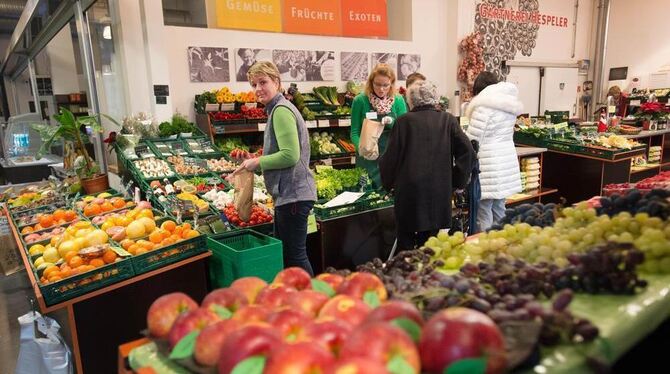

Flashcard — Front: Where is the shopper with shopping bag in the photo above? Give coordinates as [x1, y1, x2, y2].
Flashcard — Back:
[230, 61, 317, 275]
[379, 81, 475, 251]
[350, 63, 407, 189]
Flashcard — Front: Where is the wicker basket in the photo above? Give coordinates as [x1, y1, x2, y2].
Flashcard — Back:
[618, 126, 642, 135]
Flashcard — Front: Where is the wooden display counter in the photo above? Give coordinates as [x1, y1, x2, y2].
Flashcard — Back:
[6, 206, 211, 373]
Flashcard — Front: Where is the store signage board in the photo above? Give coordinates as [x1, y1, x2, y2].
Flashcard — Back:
[216, 0, 282, 32]
[341, 0, 388, 37]
[153, 85, 169, 96]
[283, 0, 342, 36]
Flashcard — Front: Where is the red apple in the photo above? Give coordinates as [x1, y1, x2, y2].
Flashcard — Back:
[315, 273, 345, 292]
[232, 304, 272, 325]
[325, 357, 390, 374]
[318, 295, 371, 326]
[273, 267, 312, 290]
[230, 276, 268, 304]
[218, 325, 282, 374]
[168, 307, 220, 348]
[146, 292, 198, 338]
[202, 288, 248, 314]
[337, 272, 388, 301]
[265, 341, 335, 374]
[194, 319, 241, 367]
[419, 308, 507, 374]
[256, 284, 297, 308]
[266, 308, 312, 340]
[363, 300, 424, 326]
[285, 290, 329, 317]
[340, 322, 420, 373]
[298, 319, 353, 356]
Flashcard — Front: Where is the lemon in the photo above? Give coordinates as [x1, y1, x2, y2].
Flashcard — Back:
[97, 192, 112, 198]
[83, 196, 95, 202]
[42, 247, 59, 263]
[33, 256, 45, 267]
[29, 244, 46, 256]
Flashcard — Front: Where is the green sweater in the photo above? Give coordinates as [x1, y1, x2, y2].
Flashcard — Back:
[350, 93, 408, 150]
[259, 106, 299, 171]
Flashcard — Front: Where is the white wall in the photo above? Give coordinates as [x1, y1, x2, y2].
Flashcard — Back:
[604, 0, 670, 91]
[45, 24, 81, 95]
[162, 0, 450, 121]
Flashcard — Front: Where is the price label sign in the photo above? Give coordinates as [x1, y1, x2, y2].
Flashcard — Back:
[258, 123, 267, 132]
[306, 120, 318, 128]
[196, 159, 207, 169]
[338, 118, 351, 127]
[323, 158, 332, 166]
[134, 144, 148, 157]
[318, 119, 331, 128]
[554, 122, 569, 130]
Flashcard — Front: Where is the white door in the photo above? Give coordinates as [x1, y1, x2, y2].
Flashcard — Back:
[540, 67, 578, 116]
[506, 66, 541, 116]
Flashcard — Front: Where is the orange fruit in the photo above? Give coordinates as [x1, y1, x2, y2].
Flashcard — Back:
[160, 220, 177, 232]
[112, 198, 126, 209]
[53, 209, 66, 221]
[21, 227, 34, 234]
[79, 265, 95, 273]
[101, 202, 114, 212]
[68, 255, 84, 268]
[39, 215, 54, 228]
[126, 244, 139, 255]
[160, 237, 175, 246]
[184, 230, 200, 239]
[89, 259, 105, 268]
[43, 265, 59, 278]
[84, 204, 102, 216]
[149, 231, 163, 244]
[48, 275, 63, 283]
[102, 250, 117, 264]
[64, 251, 78, 263]
[182, 223, 192, 231]
[169, 234, 181, 242]
[135, 248, 148, 255]
[173, 226, 183, 237]
[34, 224, 43, 231]
[120, 239, 134, 250]
[64, 210, 77, 222]
[137, 240, 154, 249]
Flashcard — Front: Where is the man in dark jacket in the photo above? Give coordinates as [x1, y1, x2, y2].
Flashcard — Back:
[379, 81, 475, 251]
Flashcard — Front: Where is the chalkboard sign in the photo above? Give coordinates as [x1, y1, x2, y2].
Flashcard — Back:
[153, 85, 169, 96]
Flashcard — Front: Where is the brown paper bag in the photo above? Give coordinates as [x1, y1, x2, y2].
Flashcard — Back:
[358, 118, 385, 160]
[232, 169, 254, 222]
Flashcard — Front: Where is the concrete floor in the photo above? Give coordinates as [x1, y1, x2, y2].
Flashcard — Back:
[0, 269, 33, 374]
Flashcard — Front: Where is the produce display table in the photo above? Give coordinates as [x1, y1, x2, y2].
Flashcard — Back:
[6, 206, 211, 374]
[528, 274, 670, 373]
[115, 275, 670, 374]
[621, 129, 670, 182]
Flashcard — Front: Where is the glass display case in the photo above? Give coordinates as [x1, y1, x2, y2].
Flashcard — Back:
[1, 112, 60, 166]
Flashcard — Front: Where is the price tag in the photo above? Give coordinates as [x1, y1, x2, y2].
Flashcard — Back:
[307, 213, 317, 234]
[338, 118, 351, 127]
[554, 122, 569, 130]
[197, 138, 210, 146]
[134, 144, 148, 157]
[306, 120, 318, 128]
[323, 158, 332, 166]
[196, 159, 207, 169]
[205, 103, 219, 112]
[608, 105, 616, 114]
[318, 119, 331, 128]
[214, 126, 225, 134]
[258, 123, 267, 132]
[350, 156, 356, 164]
[111, 246, 132, 257]
[172, 142, 183, 151]
[630, 100, 641, 106]
[460, 117, 470, 128]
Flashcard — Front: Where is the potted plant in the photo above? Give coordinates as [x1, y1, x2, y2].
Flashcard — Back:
[32, 107, 120, 194]
[634, 101, 669, 130]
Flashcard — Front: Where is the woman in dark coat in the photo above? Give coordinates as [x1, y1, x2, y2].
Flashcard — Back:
[379, 81, 475, 251]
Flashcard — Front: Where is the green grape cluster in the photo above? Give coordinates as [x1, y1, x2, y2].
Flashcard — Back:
[425, 203, 670, 273]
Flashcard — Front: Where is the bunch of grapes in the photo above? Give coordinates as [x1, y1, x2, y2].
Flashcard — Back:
[408, 273, 599, 345]
[462, 244, 647, 297]
[597, 189, 670, 219]
[489, 202, 558, 230]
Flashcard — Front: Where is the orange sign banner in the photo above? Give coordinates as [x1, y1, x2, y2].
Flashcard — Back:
[341, 0, 388, 38]
[216, 0, 282, 32]
[283, 0, 342, 36]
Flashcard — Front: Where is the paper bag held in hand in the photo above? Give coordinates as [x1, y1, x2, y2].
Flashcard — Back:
[358, 118, 385, 160]
[232, 169, 254, 222]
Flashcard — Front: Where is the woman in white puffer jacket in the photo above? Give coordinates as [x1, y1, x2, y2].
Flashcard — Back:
[465, 72, 523, 231]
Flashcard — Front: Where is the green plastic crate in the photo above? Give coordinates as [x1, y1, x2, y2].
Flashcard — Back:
[131, 234, 208, 275]
[39, 257, 135, 306]
[208, 229, 283, 288]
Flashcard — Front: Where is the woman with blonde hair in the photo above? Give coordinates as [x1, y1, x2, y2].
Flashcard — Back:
[231, 61, 317, 274]
[350, 63, 408, 189]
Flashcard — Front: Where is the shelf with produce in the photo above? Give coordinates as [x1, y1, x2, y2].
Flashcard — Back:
[631, 163, 661, 174]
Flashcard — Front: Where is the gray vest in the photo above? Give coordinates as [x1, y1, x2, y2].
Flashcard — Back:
[262, 94, 317, 207]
